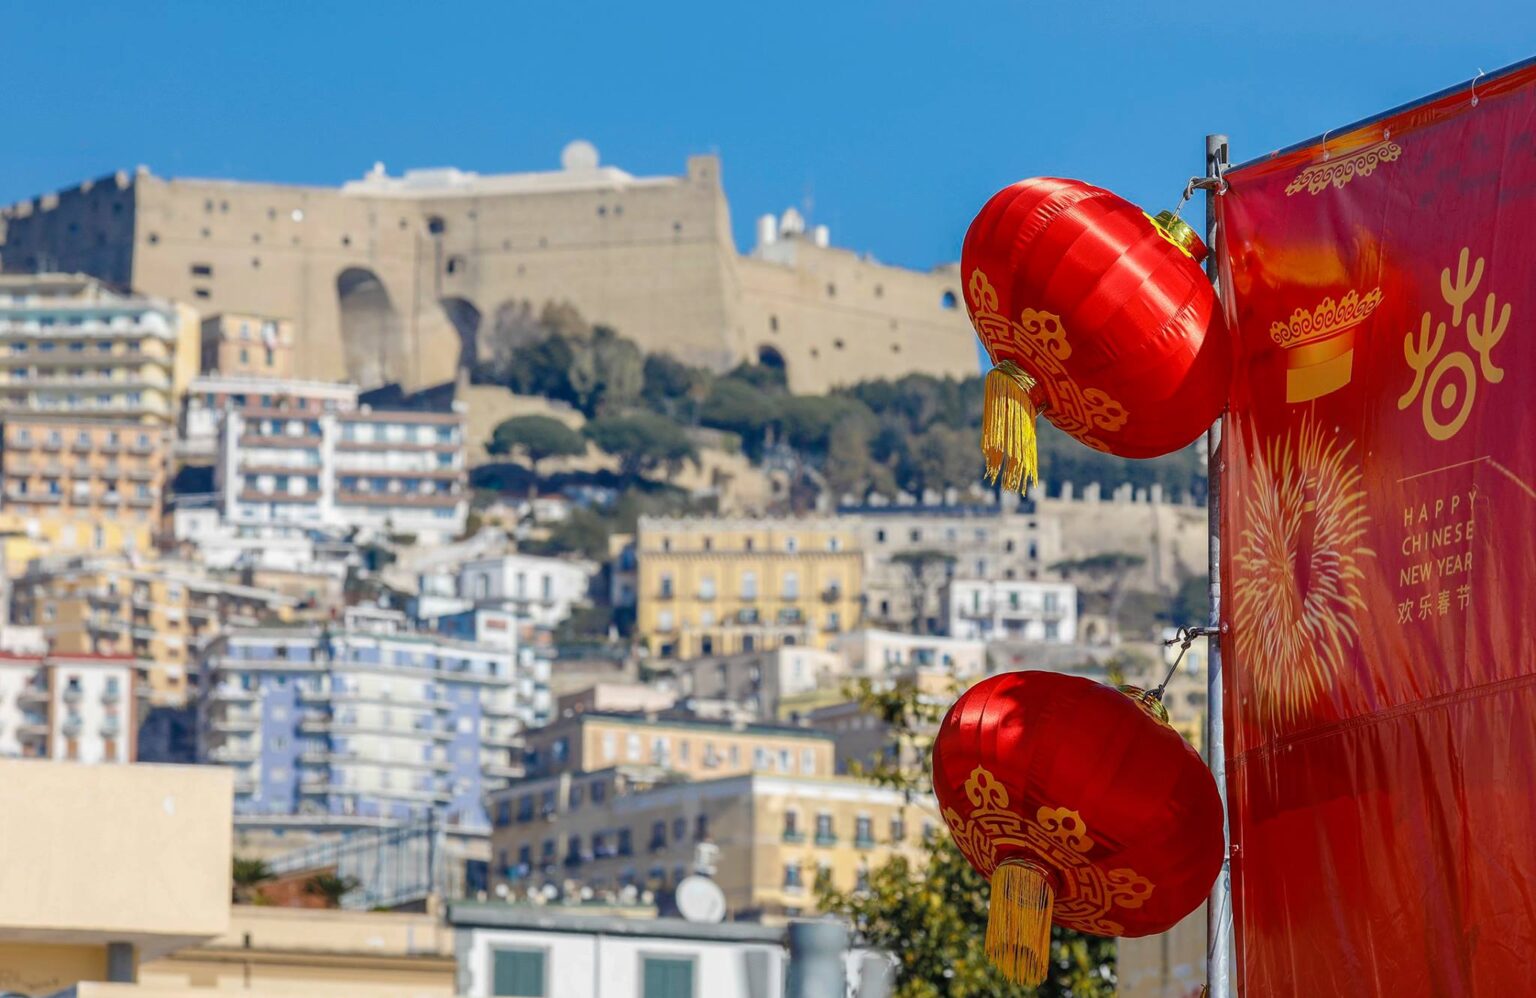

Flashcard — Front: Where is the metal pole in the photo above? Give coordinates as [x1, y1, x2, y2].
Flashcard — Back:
[1203, 132, 1234, 998]
[786, 919, 848, 998]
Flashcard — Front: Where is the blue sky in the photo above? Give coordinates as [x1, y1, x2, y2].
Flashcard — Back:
[3, 2, 1531, 269]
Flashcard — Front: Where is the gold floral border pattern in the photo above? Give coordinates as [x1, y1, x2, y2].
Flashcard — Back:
[1284, 140, 1402, 196]
[940, 765, 1154, 936]
[1269, 287, 1384, 347]
[966, 270, 1129, 452]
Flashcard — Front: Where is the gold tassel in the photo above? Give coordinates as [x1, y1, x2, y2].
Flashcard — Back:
[981, 361, 1040, 495]
[985, 859, 1055, 987]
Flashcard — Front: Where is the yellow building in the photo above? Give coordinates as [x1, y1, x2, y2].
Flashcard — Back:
[10, 556, 298, 705]
[520, 710, 836, 781]
[199, 312, 295, 378]
[133, 906, 454, 997]
[0, 273, 199, 424]
[636, 517, 863, 660]
[0, 415, 170, 561]
[488, 766, 928, 920]
[0, 759, 231, 994]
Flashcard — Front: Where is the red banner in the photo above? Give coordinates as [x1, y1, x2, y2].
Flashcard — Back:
[1217, 62, 1536, 995]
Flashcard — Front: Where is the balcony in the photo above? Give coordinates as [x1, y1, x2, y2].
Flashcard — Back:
[782, 829, 806, 844]
[62, 686, 82, 705]
[814, 833, 837, 847]
[212, 714, 258, 733]
[207, 744, 257, 763]
[16, 687, 48, 708]
[855, 836, 877, 850]
[16, 720, 48, 740]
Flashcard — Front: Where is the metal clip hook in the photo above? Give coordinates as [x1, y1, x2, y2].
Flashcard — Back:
[1471, 67, 1486, 107]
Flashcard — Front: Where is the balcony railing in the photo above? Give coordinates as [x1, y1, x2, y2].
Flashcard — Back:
[782, 829, 806, 844]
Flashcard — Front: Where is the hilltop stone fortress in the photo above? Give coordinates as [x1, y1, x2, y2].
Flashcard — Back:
[0, 142, 978, 393]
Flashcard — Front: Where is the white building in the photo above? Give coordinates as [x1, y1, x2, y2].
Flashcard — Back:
[0, 653, 141, 763]
[450, 903, 888, 998]
[180, 373, 359, 459]
[831, 628, 988, 680]
[215, 400, 469, 543]
[942, 578, 1078, 643]
[457, 553, 596, 630]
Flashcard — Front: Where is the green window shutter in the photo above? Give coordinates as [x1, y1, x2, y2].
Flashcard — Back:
[492, 948, 546, 997]
[642, 956, 695, 998]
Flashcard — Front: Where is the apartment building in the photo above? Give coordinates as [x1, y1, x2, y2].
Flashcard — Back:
[10, 556, 298, 704]
[0, 652, 141, 762]
[457, 552, 596, 630]
[663, 645, 844, 721]
[853, 502, 1065, 633]
[519, 711, 835, 782]
[0, 415, 169, 558]
[487, 766, 923, 919]
[216, 400, 468, 542]
[635, 517, 863, 660]
[199, 619, 542, 834]
[0, 272, 199, 423]
[941, 578, 1079, 643]
[180, 372, 358, 458]
[200, 312, 296, 378]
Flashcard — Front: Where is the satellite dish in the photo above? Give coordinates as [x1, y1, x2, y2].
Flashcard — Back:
[541, 883, 560, 901]
[495, 883, 510, 899]
[674, 875, 727, 923]
[561, 140, 600, 172]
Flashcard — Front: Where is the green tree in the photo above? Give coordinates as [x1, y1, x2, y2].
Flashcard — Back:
[819, 680, 1115, 997]
[778, 395, 875, 456]
[569, 326, 644, 417]
[900, 425, 981, 496]
[699, 380, 780, 460]
[642, 353, 715, 422]
[583, 414, 700, 481]
[486, 416, 587, 484]
[304, 872, 361, 909]
[891, 550, 956, 634]
[522, 506, 612, 561]
[825, 418, 877, 499]
[506, 333, 579, 403]
[232, 857, 273, 904]
[725, 361, 788, 393]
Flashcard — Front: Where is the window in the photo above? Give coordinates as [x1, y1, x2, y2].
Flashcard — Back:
[815, 812, 835, 844]
[856, 815, 875, 846]
[782, 571, 799, 599]
[659, 573, 674, 598]
[492, 947, 547, 997]
[891, 814, 907, 842]
[642, 956, 695, 998]
[784, 536, 799, 553]
[698, 576, 715, 599]
[784, 862, 803, 889]
[740, 571, 757, 599]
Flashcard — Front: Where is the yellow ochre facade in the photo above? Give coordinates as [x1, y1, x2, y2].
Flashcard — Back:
[636, 517, 863, 660]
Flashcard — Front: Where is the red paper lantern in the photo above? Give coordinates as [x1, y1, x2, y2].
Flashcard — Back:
[931, 671, 1224, 986]
[962, 178, 1232, 491]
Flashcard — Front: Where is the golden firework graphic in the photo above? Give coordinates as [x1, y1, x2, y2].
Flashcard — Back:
[1231, 413, 1373, 728]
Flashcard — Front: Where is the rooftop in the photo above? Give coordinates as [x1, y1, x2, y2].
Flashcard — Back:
[540, 710, 833, 742]
[447, 900, 785, 943]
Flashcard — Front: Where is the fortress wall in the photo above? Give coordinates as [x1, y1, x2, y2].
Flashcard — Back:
[736, 246, 975, 392]
[3, 155, 976, 395]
